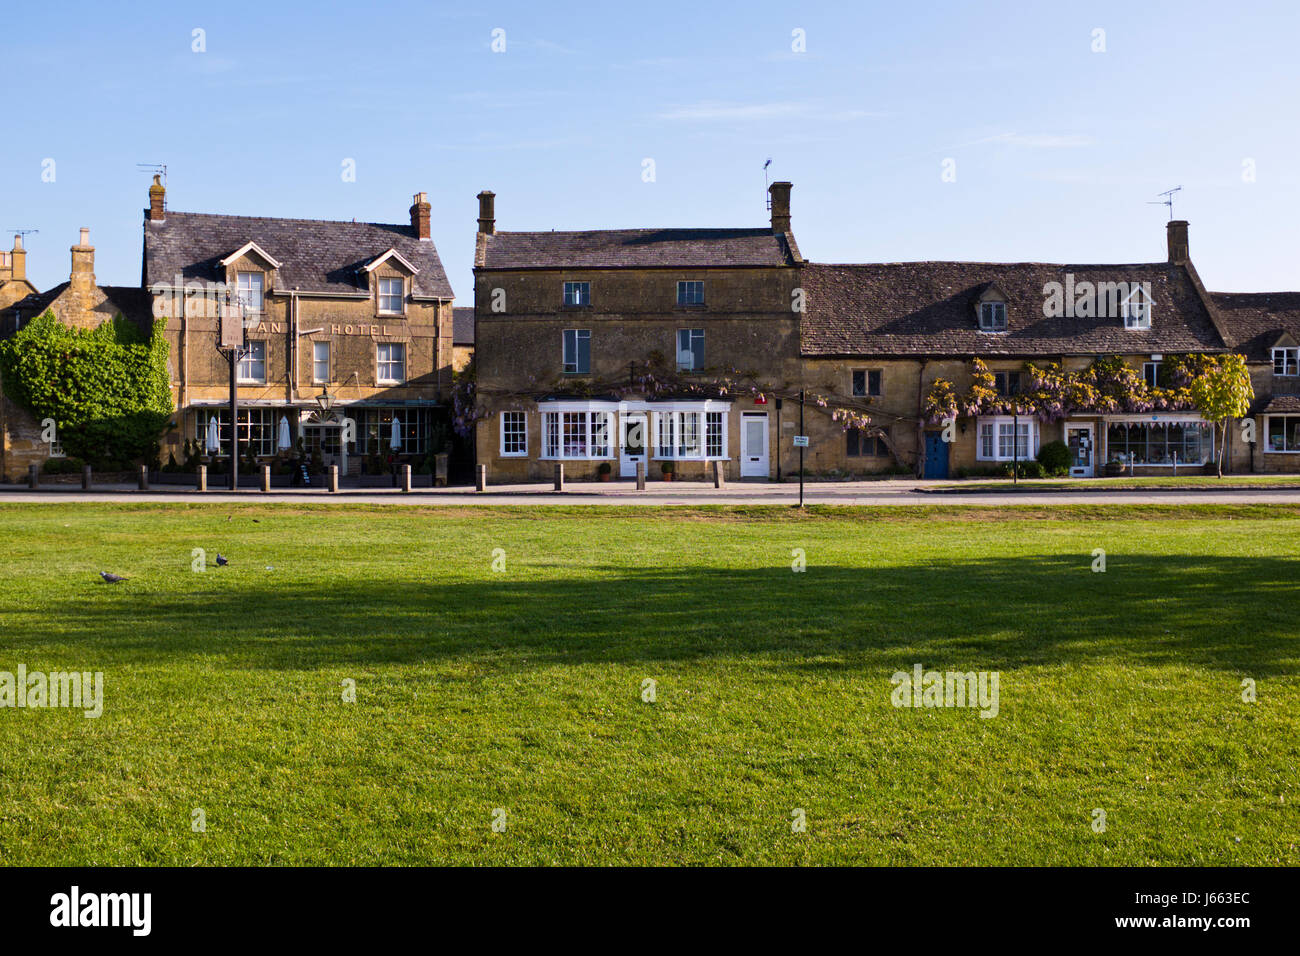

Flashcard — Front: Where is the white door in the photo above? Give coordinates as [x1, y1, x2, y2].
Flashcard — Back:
[741, 413, 769, 478]
[1066, 423, 1094, 477]
[620, 413, 647, 477]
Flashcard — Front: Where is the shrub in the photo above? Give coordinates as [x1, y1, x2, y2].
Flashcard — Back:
[660, 460, 675, 475]
[597, 461, 612, 476]
[1036, 440, 1072, 476]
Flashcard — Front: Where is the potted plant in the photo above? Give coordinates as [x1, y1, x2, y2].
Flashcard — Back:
[660, 460, 675, 481]
[597, 462, 613, 482]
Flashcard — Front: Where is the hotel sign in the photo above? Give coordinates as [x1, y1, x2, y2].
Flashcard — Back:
[250, 322, 399, 337]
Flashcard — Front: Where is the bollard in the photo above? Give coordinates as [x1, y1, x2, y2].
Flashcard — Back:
[476, 464, 487, 492]
[197, 465, 207, 493]
[713, 459, 725, 489]
[28, 464, 38, 489]
[261, 464, 271, 493]
[434, 453, 449, 488]
[82, 465, 92, 491]
[636, 461, 646, 491]
[402, 464, 412, 493]
[138, 465, 149, 491]
[329, 465, 339, 493]
[554, 462, 564, 492]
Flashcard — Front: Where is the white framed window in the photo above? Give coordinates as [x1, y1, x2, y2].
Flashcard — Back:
[312, 341, 330, 384]
[500, 411, 527, 456]
[238, 340, 267, 383]
[377, 342, 406, 384]
[377, 276, 405, 315]
[236, 273, 264, 314]
[976, 416, 1037, 461]
[563, 329, 591, 374]
[654, 410, 726, 460]
[1266, 415, 1300, 453]
[540, 409, 611, 459]
[1143, 361, 1162, 388]
[677, 328, 704, 371]
[1122, 288, 1153, 329]
[1272, 347, 1299, 376]
[677, 280, 705, 306]
[979, 301, 1007, 332]
[563, 281, 591, 307]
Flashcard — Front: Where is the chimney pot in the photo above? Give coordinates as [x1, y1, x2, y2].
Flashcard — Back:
[79, 227, 90, 246]
[410, 191, 432, 240]
[149, 174, 166, 222]
[1167, 219, 1189, 264]
[768, 181, 792, 234]
[477, 190, 496, 236]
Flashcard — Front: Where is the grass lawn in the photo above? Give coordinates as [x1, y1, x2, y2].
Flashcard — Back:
[0, 502, 1297, 866]
[929, 474, 1300, 493]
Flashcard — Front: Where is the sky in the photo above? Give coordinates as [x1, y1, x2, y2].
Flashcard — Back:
[3, 0, 1298, 296]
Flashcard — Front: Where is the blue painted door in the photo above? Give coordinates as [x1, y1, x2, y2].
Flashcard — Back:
[923, 431, 949, 479]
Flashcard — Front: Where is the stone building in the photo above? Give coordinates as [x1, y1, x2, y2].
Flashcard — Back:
[142, 178, 456, 474]
[0, 235, 38, 312]
[451, 307, 475, 371]
[0, 230, 153, 479]
[473, 183, 804, 482]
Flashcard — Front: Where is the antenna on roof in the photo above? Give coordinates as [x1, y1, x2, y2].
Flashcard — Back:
[7, 229, 38, 239]
[763, 158, 773, 210]
[1147, 185, 1182, 220]
[136, 163, 167, 187]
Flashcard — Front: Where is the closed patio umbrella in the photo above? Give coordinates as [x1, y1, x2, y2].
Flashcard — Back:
[205, 416, 220, 453]
[390, 416, 402, 450]
[277, 415, 292, 450]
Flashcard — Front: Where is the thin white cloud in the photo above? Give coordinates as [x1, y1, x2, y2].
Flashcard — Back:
[657, 100, 886, 123]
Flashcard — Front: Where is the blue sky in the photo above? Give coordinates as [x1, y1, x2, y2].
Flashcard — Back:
[3, 0, 1297, 295]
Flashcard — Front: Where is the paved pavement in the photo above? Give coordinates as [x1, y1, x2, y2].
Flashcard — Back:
[3, 479, 1300, 507]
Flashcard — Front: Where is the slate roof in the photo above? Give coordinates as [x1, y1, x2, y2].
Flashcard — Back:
[476, 228, 798, 270]
[145, 211, 454, 299]
[1257, 393, 1300, 414]
[1208, 291, 1300, 362]
[800, 261, 1227, 357]
[452, 306, 475, 346]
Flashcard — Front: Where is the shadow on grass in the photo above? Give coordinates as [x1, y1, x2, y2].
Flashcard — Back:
[16, 553, 1300, 677]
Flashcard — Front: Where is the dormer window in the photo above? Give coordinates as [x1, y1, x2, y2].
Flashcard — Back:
[979, 301, 1007, 332]
[1274, 347, 1299, 376]
[236, 273, 264, 314]
[1122, 287, 1153, 329]
[378, 276, 405, 315]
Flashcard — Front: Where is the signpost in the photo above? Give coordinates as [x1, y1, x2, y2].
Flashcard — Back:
[798, 389, 806, 508]
[218, 299, 247, 490]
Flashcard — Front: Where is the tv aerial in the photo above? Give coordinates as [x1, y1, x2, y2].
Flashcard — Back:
[1148, 186, 1182, 220]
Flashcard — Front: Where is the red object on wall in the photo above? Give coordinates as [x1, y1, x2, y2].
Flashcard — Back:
[754, 394, 767, 405]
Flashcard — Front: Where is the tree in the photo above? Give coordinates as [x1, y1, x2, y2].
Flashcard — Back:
[1187, 353, 1254, 477]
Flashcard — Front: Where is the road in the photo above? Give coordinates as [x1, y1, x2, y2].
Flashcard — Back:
[3, 479, 1300, 507]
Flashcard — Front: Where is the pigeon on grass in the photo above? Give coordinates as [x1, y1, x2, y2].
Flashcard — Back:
[99, 572, 127, 584]
[215, 554, 229, 566]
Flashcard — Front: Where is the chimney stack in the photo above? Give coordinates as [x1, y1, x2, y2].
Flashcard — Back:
[9, 234, 26, 281]
[410, 191, 432, 240]
[148, 174, 166, 222]
[768, 181, 792, 234]
[1167, 219, 1189, 264]
[477, 190, 496, 235]
[70, 228, 95, 293]
[0, 248, 9, 282]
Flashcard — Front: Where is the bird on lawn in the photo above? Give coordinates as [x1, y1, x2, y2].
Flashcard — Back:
[99, 572, 127, 584]
[215, 554, 229, 566]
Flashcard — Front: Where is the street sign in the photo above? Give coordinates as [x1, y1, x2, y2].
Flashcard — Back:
[793, 435, 809, 447]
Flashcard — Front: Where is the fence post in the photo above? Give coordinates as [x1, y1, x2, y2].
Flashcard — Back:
[713, 459, 725, 489]
[82, 465, 92, 490]
[636, 461, 646, 491]
[197, 465, 207, 493]
[554, 462, 564, 491]
[138, 465, 149, 491]
[435, 453, 449, 488]
[27, 464, 38, 489]
[261, 464, 271, 493]
[329, 465, 339, 493]
[476, 464, 487, 492]
[402, 464, 412, 493]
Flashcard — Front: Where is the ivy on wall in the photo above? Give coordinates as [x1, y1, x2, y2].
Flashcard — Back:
[0, 309, 173, 467]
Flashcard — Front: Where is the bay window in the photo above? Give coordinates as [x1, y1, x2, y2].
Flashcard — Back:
[540, 410, 612, 459]
[1106, 420, 1213, 465]
[654, 410, 726, 459]
[1267, 415, 1300, 452]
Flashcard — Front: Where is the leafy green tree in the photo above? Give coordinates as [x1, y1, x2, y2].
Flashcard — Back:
[0, 310, 173, 467]
[1187, 354, 1254, 477]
